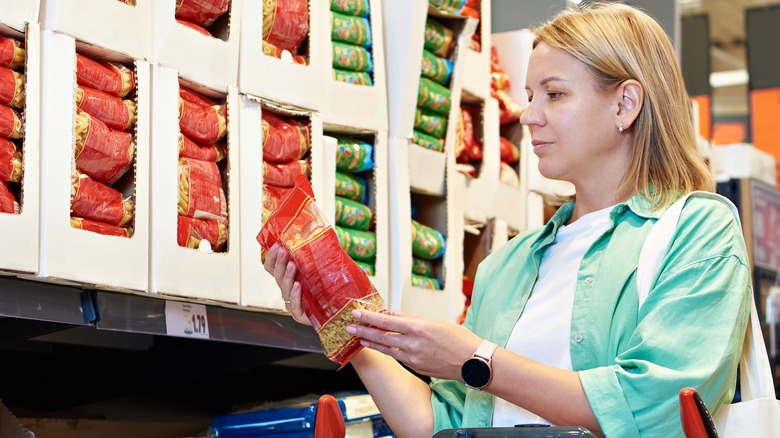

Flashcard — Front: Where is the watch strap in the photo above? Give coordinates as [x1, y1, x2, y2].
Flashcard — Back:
[473, 339, 498, 362]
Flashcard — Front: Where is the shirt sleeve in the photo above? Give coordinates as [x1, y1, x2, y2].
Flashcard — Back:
[580, 199, 752, 437]
[430, 377, 468, 430]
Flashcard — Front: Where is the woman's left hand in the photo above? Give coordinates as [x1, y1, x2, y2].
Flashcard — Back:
[347, 309, 483, 380]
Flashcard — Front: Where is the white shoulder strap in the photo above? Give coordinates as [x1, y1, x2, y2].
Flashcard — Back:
[636, 191, 741, 308]
[636, 191, 774, 401]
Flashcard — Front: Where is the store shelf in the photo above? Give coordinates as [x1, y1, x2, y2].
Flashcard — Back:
[0, 277, 94, 326]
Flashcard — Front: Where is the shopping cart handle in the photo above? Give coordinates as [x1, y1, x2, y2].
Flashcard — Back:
[314, 394, 346, 438]
[679, 387, 719, 438]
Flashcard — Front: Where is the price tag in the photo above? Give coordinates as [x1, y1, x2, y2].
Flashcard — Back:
[165, 301, 209, 339]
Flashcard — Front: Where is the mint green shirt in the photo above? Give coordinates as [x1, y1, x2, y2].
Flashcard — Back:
[430, 193, 752, 437]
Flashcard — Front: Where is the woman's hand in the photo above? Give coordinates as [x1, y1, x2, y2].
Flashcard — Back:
[347, 309, 483, 380]
[263, 243, 311, 326]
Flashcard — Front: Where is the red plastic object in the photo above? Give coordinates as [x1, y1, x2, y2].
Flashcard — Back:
[314, 394, 346, 438]
[680, 387, 719, 438]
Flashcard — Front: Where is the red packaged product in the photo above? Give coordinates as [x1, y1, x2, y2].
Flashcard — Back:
[0, 67, 25, 109]
[175, 0, 230, 28]
[262, 40, 306, 65]
[263, 159, 311, 188]
[0, 105, 23, 139]
[0, 180, 18, 214]
[461, 107, 482, 161]
[76, 55, 135, 98]
[178, 133, 226, 162]
[257, 175, 387, 367]
[71, 172, 134, 227]
[179, 98, 227, 144]
[263, 0, 309, 54]
[179, 86, 214, 107]
[499, 136, 520, 164]
[0, 36, 25, 70]
[176, 18, 212, 36]
[177, 216, 228, 251]
[76, 86, 137, 131]
[178, 157, 227, 221]
[461, 5, 480, 19]
[261, 111, 310, 163]
[70, 217, 133, 238]
[262, 184, 291, 223]
[74, 111, 135, 185]
[0, 137, 22, 182]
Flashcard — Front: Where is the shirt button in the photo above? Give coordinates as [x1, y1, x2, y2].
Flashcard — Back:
[617, 205, 626, 213]
[575, 334, 584, 343]
[584, 277, 593, 284]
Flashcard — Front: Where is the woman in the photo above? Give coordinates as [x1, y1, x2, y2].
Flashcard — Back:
[264, 3, 751, 437]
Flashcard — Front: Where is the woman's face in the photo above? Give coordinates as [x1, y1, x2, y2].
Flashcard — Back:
[521, 43, 627, 186]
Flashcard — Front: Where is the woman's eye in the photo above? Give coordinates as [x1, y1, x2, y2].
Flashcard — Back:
[548, 92, 562, 99]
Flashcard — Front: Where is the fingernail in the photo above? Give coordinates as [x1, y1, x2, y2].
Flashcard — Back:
[360, 340, 369, 347]
[346, 325, 357, 334]
[352, 310, 361, 319]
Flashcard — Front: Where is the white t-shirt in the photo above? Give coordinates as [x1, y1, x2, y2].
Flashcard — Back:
[492, 204, 614, 427]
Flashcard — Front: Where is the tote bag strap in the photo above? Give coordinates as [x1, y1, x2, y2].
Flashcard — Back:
[636, 191, 774, 401]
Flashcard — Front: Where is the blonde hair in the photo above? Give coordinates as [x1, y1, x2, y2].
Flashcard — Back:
[532, 2, 714, 208]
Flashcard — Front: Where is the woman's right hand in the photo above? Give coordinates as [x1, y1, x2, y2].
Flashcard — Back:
[263, 243, 311, 326]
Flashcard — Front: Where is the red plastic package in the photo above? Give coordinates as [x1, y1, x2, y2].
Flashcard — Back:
[177, 215, 228, 251]
[179, 86, 214, 107]
[179, 97, 227, 144]
[262, 40, 306, 64]
[70, 172, 134, 227]
[178, 133, 226, 162]
[262, 184, 291, 223]
[257, 175, 387, 367]
[0, 137, 22, 182]
[70, 217, 133, 237]
[0, 36, 25, 70]
[461, 107, 483, 161]
[263, 0, 309, 54]
[490, 46, 511, 91]
[176, 18, 213, 36]
[76, 86, 136, 131]
[75, 54, 135, 98]
[178, 157, 227, 221]
[0, 180, 18, 214]
[0, 67, 24, 109]
[74, 111, 135, 185]
[499, 136, 520, 164]
[263, 159, 311, 188]
[261, 111, 310, 163]
[0, 105, 23, 139]
[175, 0, 230, 28]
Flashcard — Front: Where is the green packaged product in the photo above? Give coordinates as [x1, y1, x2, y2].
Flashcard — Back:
[335, 196, 373, 231]
[333, 69, 373, 86]
[417, 77, 451, 115]
[331, 0, 370, 17]
[428, 0, 466, 14]
[412, 257, 435, 277]
[411, 273, 441, 290]
[411, 219, 446, 260]
[412, 129, 444, 152]
[332, 41, 373, 72]
[336, 171, 368, 203]
[335, 225, 377, 262]
[421, 49, 453, 85]
[424, 18, 454, 58]
[414, 107, 448, 138]
[356, 260, 376, 276]
[331, 12, 372, 47]
[336, 137, 374, 172]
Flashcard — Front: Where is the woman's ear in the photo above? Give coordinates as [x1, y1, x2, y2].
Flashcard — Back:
[616, 80, 643, 130]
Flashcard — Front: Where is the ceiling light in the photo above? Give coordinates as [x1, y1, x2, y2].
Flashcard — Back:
[710, 69, 749, 88]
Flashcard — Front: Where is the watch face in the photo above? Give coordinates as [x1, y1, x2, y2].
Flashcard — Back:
[461, 357, 491, 388]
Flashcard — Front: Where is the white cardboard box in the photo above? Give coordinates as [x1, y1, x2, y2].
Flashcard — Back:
[461, 0, 491, 100]
[238, 96, 327, 311]
[38, 30, 150, 291]
[152, 0, 240, 92]
[460, 96, 499, 225]
[389, 137, 465, 321]
[0, 0, 39, 32]
[323, 0, 388, 131]
[712, 143, 778, 187]
[238, 0, 327, 111]
[0, 22, 40, 275]
[41, 0, 151, 60]
[149, 64, 240, 303]
[323, 126, 391, 304]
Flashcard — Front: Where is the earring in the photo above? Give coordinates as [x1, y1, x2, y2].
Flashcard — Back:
[618, 123, 624, 133]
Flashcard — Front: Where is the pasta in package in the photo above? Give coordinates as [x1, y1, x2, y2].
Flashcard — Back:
[257, 175, 386, 367]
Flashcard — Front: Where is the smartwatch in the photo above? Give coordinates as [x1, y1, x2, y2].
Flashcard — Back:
[461, 340, 499, 390]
